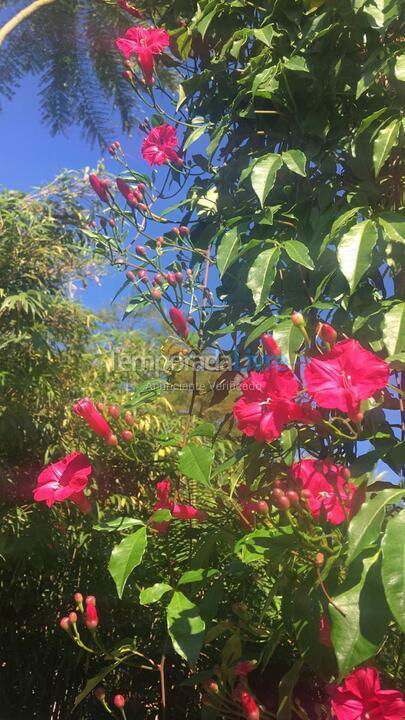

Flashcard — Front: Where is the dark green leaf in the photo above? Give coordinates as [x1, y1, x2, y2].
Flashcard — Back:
[167, 591, 205, 666]
[347, 489, 404, 564]
[108, 527, 148, 598]
[381, 509, 405, 631]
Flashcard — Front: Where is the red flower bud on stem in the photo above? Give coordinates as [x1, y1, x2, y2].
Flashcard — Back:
[85, 603, 99, 631]
[113, 694, 126, 708]
[169, 307, 189, 338]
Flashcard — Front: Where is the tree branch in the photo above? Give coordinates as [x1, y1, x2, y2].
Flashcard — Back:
[0, 0, 56, 47]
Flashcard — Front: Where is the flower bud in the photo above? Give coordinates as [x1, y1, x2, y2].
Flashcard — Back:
[60, 616, 71, 632]
[261, 334, 281, 357]
[154, 273, 164, 286]
[121, 430, 133, 443]
[138, 202, 148, 213]
[126, 271, 135, 282]
[74, 592, 83, 604]
[137, 183, 146, 193]
[108, 404, 120, 419]
[318, 322, 337, 344]
[291, 311, 305, 326]
[138, 269, 148, 282]
[68, 612, 78, 624]
[172, 226, 180, 236]
[94, 687, 106, 701]
[203, 680, 219, 694]
[85, 603, 99, 630]
[156, 235, 164, 245]
[315, 552, 325, 568]
[124, 411, 134, 426]
[106, 433, 118, 446]
[151, 288, 162, 301]
[175, 271, 183, 284]
[135, 245, 146, 257]
[169, 307, 189, 338]
[166, 272, 177, 286]
[85, 595, 96, 606]
[122, 70, 133, 82]
[113, 694, 126, 708]
[256, 500, 269, 515]
[179, 225, 189, 236]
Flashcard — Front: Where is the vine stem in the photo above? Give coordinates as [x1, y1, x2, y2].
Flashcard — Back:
[158, 644, 167, 720]
[0, 0, 56, 46]
[316, 566, 346, 617]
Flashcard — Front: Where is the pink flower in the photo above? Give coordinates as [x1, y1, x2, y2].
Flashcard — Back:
[117, 0, 144, 18]
[169, 307, 189, 338]
[33, 452, 92, 509]
[115, 27, 169, 85]
[142, 124, 181, 166]
[240, 691, 260, 720]
[329, 666, 405, 720]
[304, 339, 389, 421]
[292, 458, 357, 525]
[72, 398, 113, 441]
[151, 481, 206, 533]
[320, 614, 332, 647]
[233, 366, 319, 444]
[89, 174, 110, 203]
[116, 178, 135, 202]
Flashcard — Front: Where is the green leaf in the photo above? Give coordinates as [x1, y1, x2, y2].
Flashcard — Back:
[124, 296, 149, 318]
[167, 591, 205, 666]
[178, 568, 219, 585]
[74, 663, 120, 708]
[148, 508, 172, 524]
[179, 444, 214, 486]
[381, 510, 405, 631]
[280, 427, 297, 465]
[330, 554, 391, 680]
[195, 7, 218, 38]
[284, 240, 314, 269]
[373, 119, 400, 176]
[189, 422, 216, 438]
[282, 150, 307, 177]
[183, 125, 207, 151]
[247, 247, 280, 311]
[235, 527, 294, 564]
[272, 321, 303, 369]
[283, 56, 309, 73]
[347, 489, 405, 565]
[277, 659, 304, 720]
[93, 517, 144, 533]
[254, 24, 276, 47]
[337, 220, 377, 293]
[394, 54, 405, 81]
[108, 527, 148, 599]
[140, 583, 173, 605]
[251, 154, 283, 207]
[383, 303, 405, 355]
[217, 227, 240, 276]
[378, 211, 405, 244]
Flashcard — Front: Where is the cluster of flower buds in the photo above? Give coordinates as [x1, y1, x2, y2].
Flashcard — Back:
[60, 593, 99, 634]
[108, 141, 121, 156]
[116, 178, 148, 212]
[95, 687, 127, 716]
[270, 473, 306, 511]
[73, 398, 137, 447]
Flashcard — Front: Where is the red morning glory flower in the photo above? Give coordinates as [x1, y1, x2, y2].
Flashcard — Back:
[72, 398, 113, 441]
[33, 452, 92, 510]
[142, 124, 181, 167]
[233, 365, 320, 444]
[292, 458, 357, 525]
[304, 339, 389, 421]
[115, 27, 169, 85]
[329, 666, 405, 720]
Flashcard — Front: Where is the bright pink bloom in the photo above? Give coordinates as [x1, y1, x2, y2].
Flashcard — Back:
[172, 504, 207, 521]
[85, 603, 99, 630]
[169, 307, 189, 338]
[115, 27, 169, 85]
[142, 124, 181, 166]
[261, 334, 282, 357]
[72, 398, 113, 440]
[117, 0, 143, 18]
[233, 366, 320, 444]
[240, 691, 260, 720]
[292, 458, 357, 525]
[329, 666, 405, 720]
[89, 174, 110, 203]
[305, 339, 389, 420]
[33, 452, 92, 509]
[113, 694, 126, 708]
[320, 614, 332, 647]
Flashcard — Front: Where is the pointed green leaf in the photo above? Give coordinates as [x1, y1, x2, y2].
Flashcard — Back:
[373, 119, 400, 176]
[108, 527, 148, 598]
[330, 555, 391, 680]
[167, 591, 205, 666]
[347, 488, 404, 565]
[254, 24, 276, 47]
[217, 228, 240, 276]
[383, 303, 405, 356]
[272, 321, 303, 369]
[284, 240, 314, 269]
[179, 444, 214, 486]
[381, 510, 405, 631]
[277, 659, 304, 720]
[394, 53, 405, 81]
[178, 568, 219, 585]
[183, 125, 207, 151]
[74, 663, 121, 708]
[247, 247, 280, 310]
[251, 154, 283, 207]
[140, 583, 173, 605]
[284, 56, 309, 73]
[282, 150, 307, 177]
[378, 212, 405, 244]
[337, 220, 377, 293]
